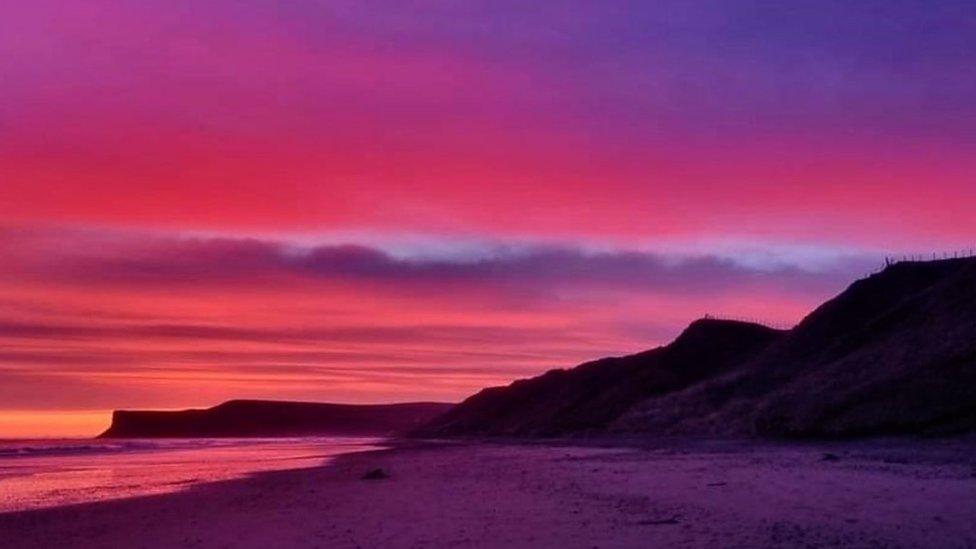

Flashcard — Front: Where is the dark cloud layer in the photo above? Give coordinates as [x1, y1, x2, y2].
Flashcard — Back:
[11, 230, 876, 300]
[0, 227, 878, 413]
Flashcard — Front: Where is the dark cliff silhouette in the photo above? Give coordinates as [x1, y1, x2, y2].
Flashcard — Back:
[618, 257, 976, 438]
[100, 400, 453, 438]
[420, 257, 976, 439]
[418, 319, 783, 436]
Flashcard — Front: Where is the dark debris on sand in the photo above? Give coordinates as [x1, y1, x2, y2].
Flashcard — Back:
[361, 468, 389, 480]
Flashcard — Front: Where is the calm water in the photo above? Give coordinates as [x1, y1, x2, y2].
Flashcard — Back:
[0, 437, 383, 513]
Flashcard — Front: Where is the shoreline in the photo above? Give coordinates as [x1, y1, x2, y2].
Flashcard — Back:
[0, 436, 387, 513]
[1, 437, 974, 548]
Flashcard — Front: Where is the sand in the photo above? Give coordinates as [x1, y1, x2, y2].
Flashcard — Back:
[1, 438, 975, 548]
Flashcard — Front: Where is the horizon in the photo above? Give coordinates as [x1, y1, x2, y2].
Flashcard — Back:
[2, 1, 975, 438]
[2, 256, 969, 439]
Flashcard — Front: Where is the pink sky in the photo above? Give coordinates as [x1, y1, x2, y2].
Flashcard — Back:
[1, 1, 974, 435]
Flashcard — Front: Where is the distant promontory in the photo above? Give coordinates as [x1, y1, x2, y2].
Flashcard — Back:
[100, 400, 453, 438]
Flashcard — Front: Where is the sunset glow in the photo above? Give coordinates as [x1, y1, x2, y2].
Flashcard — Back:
[2, 1, 974, 436]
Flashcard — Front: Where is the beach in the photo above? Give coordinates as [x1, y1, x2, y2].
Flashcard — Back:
[0, 437, 383, 513]
[2, 438, 975, 548]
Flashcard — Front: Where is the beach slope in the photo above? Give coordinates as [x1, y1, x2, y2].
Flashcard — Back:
[1, 439, 974, 548]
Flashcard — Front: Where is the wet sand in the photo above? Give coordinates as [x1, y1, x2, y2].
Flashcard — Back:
[1, 438, 974, 548]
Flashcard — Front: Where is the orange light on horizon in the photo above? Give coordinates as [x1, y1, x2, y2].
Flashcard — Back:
[0, 411, 112, 439]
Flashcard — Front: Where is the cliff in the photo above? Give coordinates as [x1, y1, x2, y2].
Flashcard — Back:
[618, 258, 976, 437]
[421, 257, 976, 439]
[417, 319, 783, 436]
[100, 400, 454, 438]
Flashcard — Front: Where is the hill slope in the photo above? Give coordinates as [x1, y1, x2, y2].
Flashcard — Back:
[100, 400, 454, 438]
[417, 319, 783, 436]
[617, 258, 976, 437]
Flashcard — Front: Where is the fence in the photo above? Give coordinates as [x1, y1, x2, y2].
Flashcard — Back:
[861, 249, 976, 277]
[703, 250, 976, 332]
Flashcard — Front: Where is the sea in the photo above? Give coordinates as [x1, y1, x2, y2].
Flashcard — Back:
[0, 437, 383, 513]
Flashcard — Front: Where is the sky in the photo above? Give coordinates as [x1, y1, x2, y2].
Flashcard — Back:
[1, 1, 974, 436]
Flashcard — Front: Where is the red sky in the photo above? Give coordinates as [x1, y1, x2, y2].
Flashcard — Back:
[1, 1, 974, 435]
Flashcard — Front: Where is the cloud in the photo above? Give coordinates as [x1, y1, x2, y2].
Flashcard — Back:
[1, 227, 874, 300]
[0, 226, 878, 415]
[0, 319, 614, 349]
